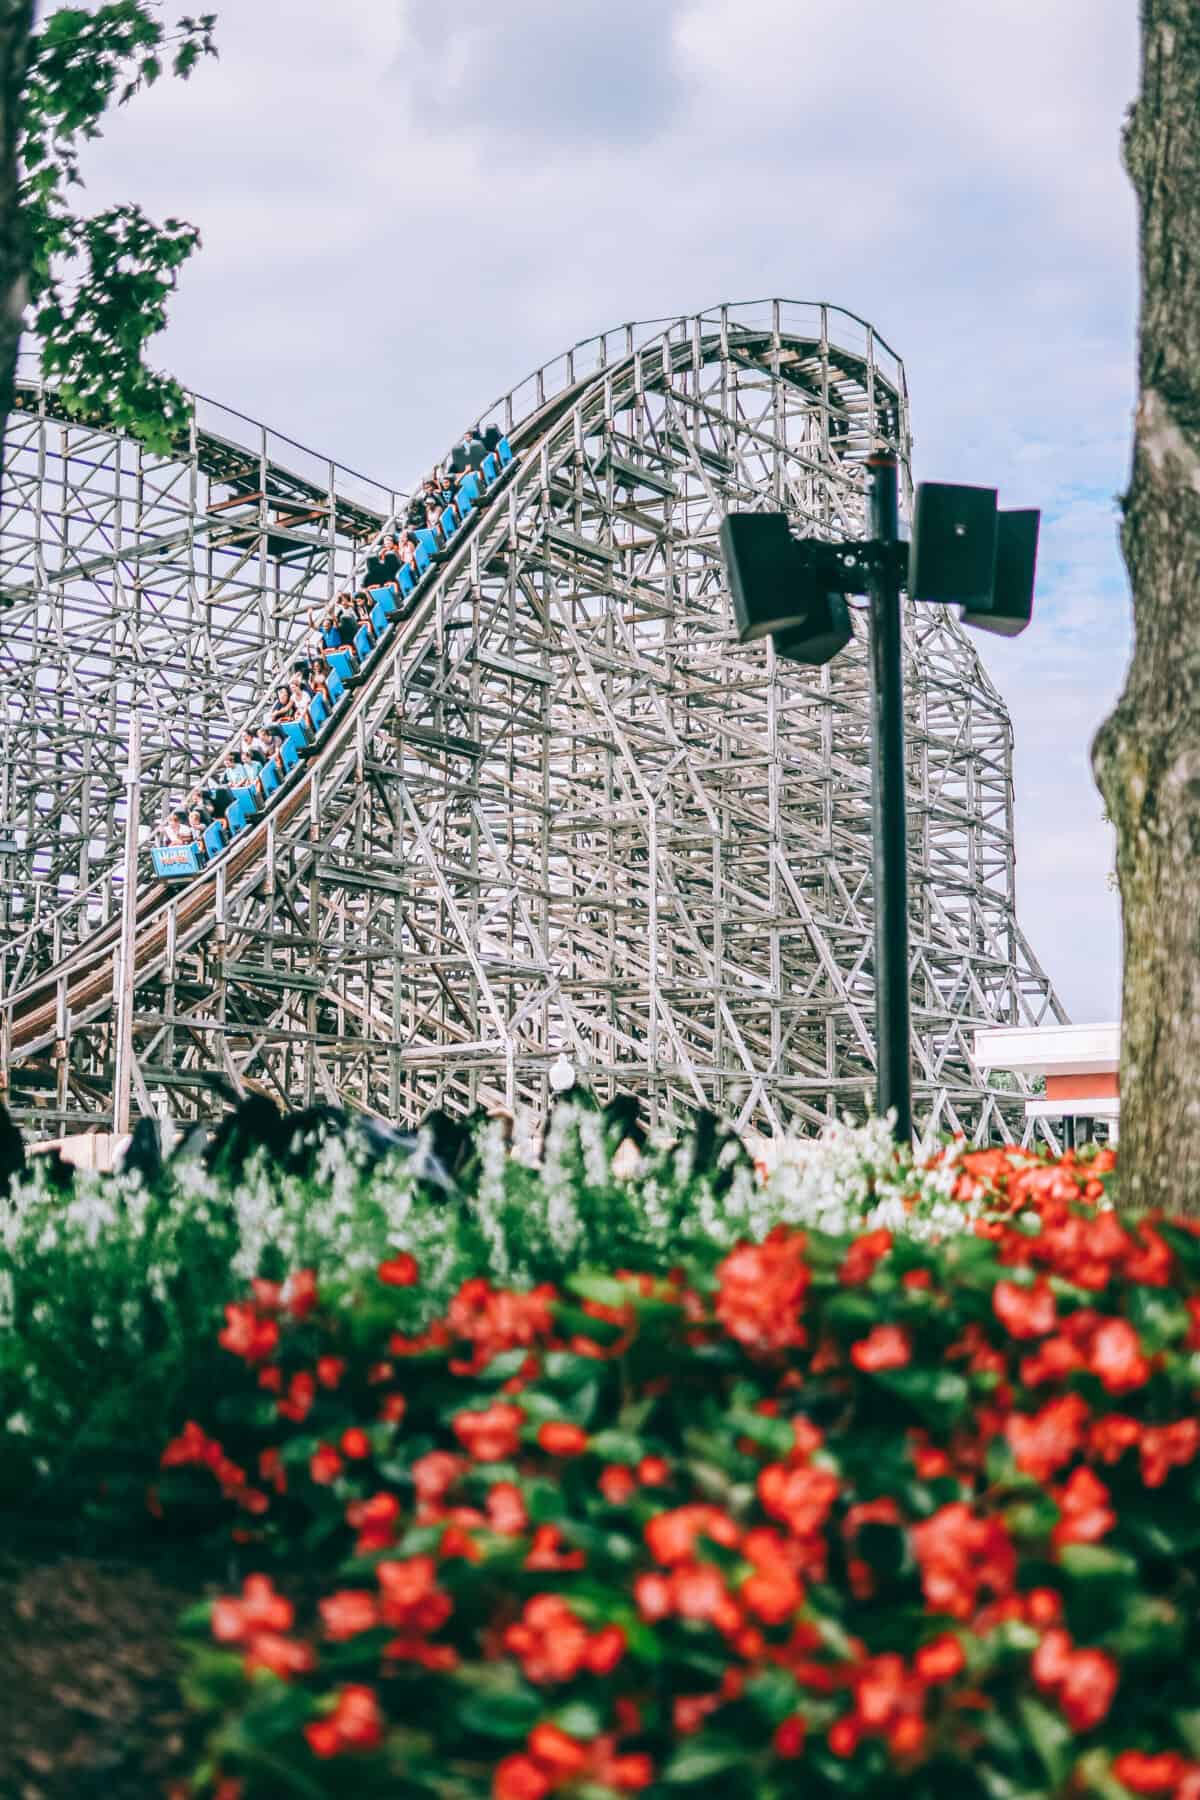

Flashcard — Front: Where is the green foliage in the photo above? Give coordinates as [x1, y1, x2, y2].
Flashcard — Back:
[19, 3, 217, 448]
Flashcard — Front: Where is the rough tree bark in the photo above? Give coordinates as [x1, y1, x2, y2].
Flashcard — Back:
[1093, 1, 1200, 1214]
[0, 1, 34, 438]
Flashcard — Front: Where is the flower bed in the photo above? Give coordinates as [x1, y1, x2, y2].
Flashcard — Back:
[0, 1105, 1004, 1522]
[142, 1140, 1200, 1800]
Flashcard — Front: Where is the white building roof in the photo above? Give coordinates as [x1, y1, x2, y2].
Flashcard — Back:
[972, 1021, 1119, 1078]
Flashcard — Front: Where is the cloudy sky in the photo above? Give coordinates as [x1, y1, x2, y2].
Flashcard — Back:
[75, 0, 1138, 1021]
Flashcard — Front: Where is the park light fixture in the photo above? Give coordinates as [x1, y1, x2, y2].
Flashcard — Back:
[719, 461, 1040, 1141]
[548, 1053, 577, 1094]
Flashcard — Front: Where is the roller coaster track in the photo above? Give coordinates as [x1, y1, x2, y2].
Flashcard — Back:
[0, 300, 1066, 1141]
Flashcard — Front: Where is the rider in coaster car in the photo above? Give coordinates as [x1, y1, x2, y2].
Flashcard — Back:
[270, 683, 297, 724]
[365, 533, 400, 588]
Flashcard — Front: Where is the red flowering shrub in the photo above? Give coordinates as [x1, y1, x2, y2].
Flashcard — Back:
[160, 1144, 1200, 1800]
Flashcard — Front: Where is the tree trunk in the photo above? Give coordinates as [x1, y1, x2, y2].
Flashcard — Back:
[1093, 1, 1200, 1213]
[0, 0, 32, 495]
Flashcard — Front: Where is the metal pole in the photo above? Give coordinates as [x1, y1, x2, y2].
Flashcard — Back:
[866, 452, 913, 1140]
[112, 711, 140, 1136]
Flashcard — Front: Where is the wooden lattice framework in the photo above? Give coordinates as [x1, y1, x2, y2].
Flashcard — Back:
[0, 302, 1066, 1140]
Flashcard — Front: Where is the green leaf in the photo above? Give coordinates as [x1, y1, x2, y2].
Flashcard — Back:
[1058, 1544, 1137, 1583]
[457, 1688, 541, 1741]
[662, 1737, 745, 1783]
[544, 1350, 610, 1390]
[177, 1598, 214, 1632]
[567, 1271, 635, 1309]
[744, 1666, 803, 1724]
[1107, 1596, 1184, 1659]
[726, 1407, 796, 1457]
[550, 1700, 605, 1740]
[1017, 1696, 1073, 1786]
[1075, 1749, 1135, 1800]
[873, 1364, 969, 1427]
[1125, 1285, 1189, 1351]
[588, 1429, 646, 1464]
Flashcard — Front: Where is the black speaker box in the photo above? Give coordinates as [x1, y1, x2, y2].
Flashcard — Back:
[960, 508, 1039, 636]
[908, 482, 998, 606]
[719, 513, 852, 666]
[449, 445, 468, 473]
[720, 513, 800, 639]
[774, 594, 853, 667]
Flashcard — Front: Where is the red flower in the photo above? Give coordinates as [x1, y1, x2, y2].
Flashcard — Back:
[379, 1253, 419, 1287]
[504, 1595, 594, 1684]
[243, 1631, 315, 1679]
[1089, 1414, 1141, 1464]
[912, 1503, 1016, 1621]
[1006, 1393, 1090, 1481]
[1020, 1335, 1085, 1386]
[828, 1717, 862, 1758]
[839, 1228, 893, 1286]
[377, 1555, 452, 1636]
[851, 1324, 912, 1372]
[494, 1755, 553, 1800]
[993, 1278, 1057, 1339]
[218, 1303, 278, 1363]
[525, 1524, 586, 1572]
[316, 1355, 346, 1389]
[537, 1421, 588, 1456]
[379, 1393, 408, 1425]
[914, 1634, 965, 1683]
[446, 1278, 558, 1373]
[1032, 1628, 1074, 1692]
[1187, 1297, 1200, 1350]
[1140, 1418, 1200, 1488]
[716, 1229, 810, 1352]
[741, 1555, 803, 1625]
[674, 1692, 721, 1734]
[908, 1431, 952, 1480]
[285, 1268, 319, 1318]
[1112, 1752, 1190, 1794]
[759, 1464, 840, 1538]
[304, 1684, 383, 1757]
[310, 1444, 343, 1485]
[1088, 1319, 1151, 1394]
[645, 1504, 739, 1566]
[412, 1451, 466, 1507]
[341, 1428, 371, 1460]
[1032, 1629, 1118, 1731]
[600, 1464, 637, 1504]
[452, 1404, 525, 1462]
[773, 1715, 807, 1758]
[320, 1590, 379, 1640]
[347, 1490, 401, 1553]
[672, 1562, 735, 1627]
[257, 1447, 287, 1496]
[638, 1455, 670, 1485]
[528, 1723, 589, 1777]
[211, 1574, 293, 1644]
[1123, 1225, 1174, 1286]
[634, 1572, 672, 1620]
[278, 1371, 315, 1422]
[486, 1482, 529, 1534]
[1052, 1467, 1114, 1547]
[590, 1624, 629, 1674]
[1058, 1647, 1119, 1731]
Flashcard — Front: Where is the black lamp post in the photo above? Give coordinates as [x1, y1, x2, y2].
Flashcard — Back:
[720, 466, 1039, 1142]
